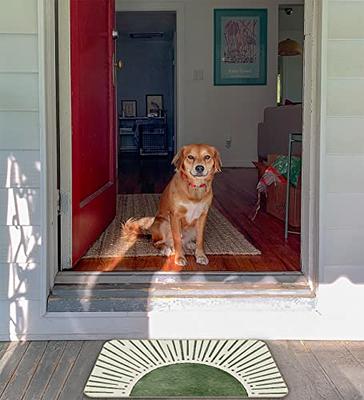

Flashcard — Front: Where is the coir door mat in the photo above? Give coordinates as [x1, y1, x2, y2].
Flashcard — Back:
[83, 194, 260, 258]
[84, 340, 288, 398]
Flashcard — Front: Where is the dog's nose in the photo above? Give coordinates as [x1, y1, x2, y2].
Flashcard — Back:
[195, 165, 205, 173]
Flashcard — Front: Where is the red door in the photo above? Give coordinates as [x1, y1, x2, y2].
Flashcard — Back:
[70, 0, 116, 265]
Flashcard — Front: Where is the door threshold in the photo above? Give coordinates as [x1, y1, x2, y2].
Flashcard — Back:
[50, 271, 314, 313]
[56, 270, 305, 286]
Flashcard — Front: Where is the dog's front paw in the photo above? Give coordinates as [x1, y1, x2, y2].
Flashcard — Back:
[175, 255, 188, 266]
[195, 253, 209, 265]
[160, 246, 173, 257]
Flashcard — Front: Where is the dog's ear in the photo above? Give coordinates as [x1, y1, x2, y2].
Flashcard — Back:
[213, 147, 222, 173]
[172, 146, 186, 170]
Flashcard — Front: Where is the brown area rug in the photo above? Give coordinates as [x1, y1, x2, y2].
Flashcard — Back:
[83, 194, 260, 258]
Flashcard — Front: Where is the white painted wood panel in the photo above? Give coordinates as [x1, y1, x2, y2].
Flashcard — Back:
[0, 263, 40, 300]
[0, 151, 40, 188]
[325, 193, 364, 229]
[326, 117, 364, 155]
[326, 155, 364, 193]
[0, 73, 38, 111]
[327, 79, 364, 117]
[323, 264, 364, 284]
[0, 111, 40, 150]
[328, 40, 364, 78]
[0, 0, 38, 34]
[0, 188, 40, 226]
[328, 1, 364, 39]
[324, 228, 364, 267]
[0, 34, 38, 72]
[0, 226, 41, 264]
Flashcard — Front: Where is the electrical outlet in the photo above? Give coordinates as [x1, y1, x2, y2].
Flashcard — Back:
[225, 137, 232, 149]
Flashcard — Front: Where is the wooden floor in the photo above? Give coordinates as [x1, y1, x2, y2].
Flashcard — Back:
[74, 155, 301, 273]
[0, 340, 363, 399]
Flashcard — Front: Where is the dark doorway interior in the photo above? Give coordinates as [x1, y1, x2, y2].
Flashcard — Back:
[116, 11, 176, 166]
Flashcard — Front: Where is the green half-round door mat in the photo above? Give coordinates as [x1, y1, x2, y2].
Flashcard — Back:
[84, 340, 288, 398]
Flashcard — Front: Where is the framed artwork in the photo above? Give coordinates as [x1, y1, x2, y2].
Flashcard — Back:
[146, 94, 164, 117]
[121, 100, 137, 117]
[214, 9, 268, 86]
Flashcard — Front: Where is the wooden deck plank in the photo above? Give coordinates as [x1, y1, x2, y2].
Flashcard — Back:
[0, 342, 29, 398]
[40, 341, 83, 400]
[0, 342, 11, 360]
[1, 340, 363, 399]
[268, 341, 343, 400]
[344, 341, 364, 367]
[0, 341, 47, 400]
[305, 341, 364, 399]
[57, 341, 104, 400]
[21, 341, 66, 400]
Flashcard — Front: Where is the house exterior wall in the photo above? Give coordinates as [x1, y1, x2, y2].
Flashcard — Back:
[321, 1, 364, 284]
[0, 0, 363, 340]
[0, 0, 42, 337]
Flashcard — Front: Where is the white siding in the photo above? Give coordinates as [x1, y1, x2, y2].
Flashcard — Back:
[0, 112, 40, 150]
[0, 0, 38, 34]
[0, 0, 41, 322]
[323, 0, 364, 282]
[0, 263, 40, 300]
[0, 34, 38, 72]
[0, 73, 39, 110]
[0, 150, 41, 188]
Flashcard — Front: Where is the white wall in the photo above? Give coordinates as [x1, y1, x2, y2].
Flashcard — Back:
[179, 0, 278, 167]
[0, 0, 43, 338]
[117, 0, 304, 167]
[278, 5, 304, 103]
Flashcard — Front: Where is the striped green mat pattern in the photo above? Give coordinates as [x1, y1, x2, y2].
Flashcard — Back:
[84, 340, 288, 398]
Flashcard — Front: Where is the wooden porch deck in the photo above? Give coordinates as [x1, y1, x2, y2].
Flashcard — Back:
[0, 341, 363, 399]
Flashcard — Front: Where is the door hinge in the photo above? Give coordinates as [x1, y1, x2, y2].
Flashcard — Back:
[112, 30, 119, 40]
[57, 190, 69, 215]
[61, 256, 73, 271]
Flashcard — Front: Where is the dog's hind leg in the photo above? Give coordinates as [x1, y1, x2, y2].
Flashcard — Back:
[151, 218, 174, 257]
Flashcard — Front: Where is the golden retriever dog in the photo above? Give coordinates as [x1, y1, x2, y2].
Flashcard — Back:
[123, 144, 222, 266]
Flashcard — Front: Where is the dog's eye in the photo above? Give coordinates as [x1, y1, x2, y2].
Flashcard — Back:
[187, 155, 194, 160]
[204, 155, 211, 160]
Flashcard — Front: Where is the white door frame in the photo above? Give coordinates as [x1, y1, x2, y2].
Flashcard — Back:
[58, 0, 72, 270]
[39, 0, 323, 312]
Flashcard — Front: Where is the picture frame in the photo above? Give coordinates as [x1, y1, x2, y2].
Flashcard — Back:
[214, 9, 268, 86]
[146, 94, 164, 117]
[121, 100, 137, 118]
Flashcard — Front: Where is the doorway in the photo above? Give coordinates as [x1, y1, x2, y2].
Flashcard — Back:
[116, 11, 177, 195]
[58, 1, 305, 275]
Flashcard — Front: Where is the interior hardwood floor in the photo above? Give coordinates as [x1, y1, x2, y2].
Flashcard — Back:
[74, 154, 301, 272]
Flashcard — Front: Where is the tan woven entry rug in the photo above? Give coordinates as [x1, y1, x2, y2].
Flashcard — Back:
[84, 194, 260, 258]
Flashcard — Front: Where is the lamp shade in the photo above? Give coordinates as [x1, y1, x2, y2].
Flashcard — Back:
[278, 38, 302, 56]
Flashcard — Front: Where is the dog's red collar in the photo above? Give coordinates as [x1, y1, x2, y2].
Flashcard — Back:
[189, 182, 207, 189]
[180, 171, 207, 189]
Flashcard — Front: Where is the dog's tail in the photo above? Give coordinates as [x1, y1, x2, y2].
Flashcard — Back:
[122, 217, 155, 240]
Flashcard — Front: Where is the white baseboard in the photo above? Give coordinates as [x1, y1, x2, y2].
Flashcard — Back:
[222, 160, 255, 168]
